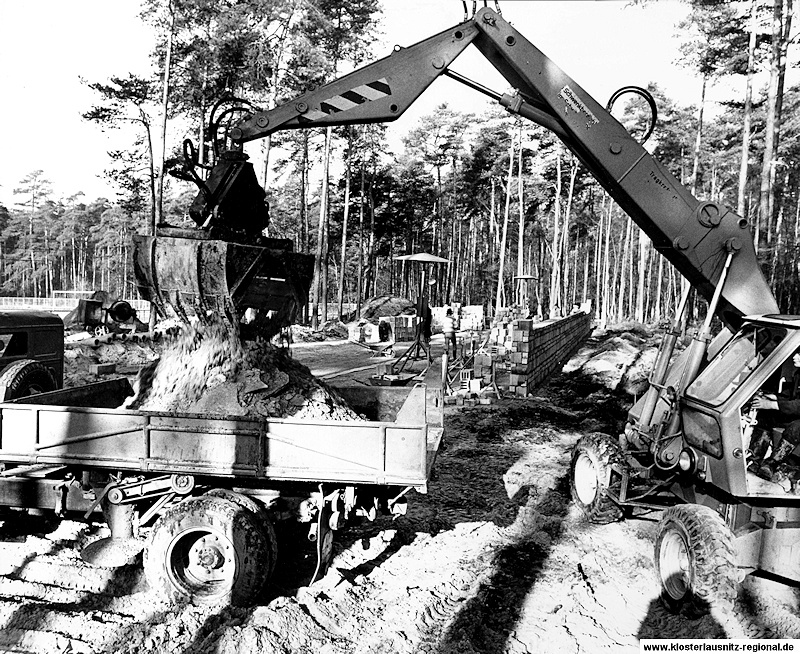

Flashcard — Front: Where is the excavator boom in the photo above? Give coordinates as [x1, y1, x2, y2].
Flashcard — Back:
[136, 7, 777, 334]
[230, 7, 778, 327]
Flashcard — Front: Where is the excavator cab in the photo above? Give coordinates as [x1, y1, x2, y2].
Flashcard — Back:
[132, 99, 315, 339]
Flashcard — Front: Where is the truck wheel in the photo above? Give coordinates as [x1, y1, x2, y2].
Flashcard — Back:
[144, 496, 273, 606]
[570, 433, 624, 524]
[204, 488, 278, 577]
[655, 504, 737, 617]
[0, 359, 58, 400]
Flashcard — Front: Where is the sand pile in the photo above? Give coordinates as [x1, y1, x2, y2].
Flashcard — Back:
[122, 319, 361, 421]
[344, 295, 414, 322]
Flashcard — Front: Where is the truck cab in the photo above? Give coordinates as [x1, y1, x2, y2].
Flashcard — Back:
[0, 311, 64, 392]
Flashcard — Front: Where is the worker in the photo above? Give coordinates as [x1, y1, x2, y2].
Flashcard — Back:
[750, 349, 800, 480]
[442, 307, 457, 359]
[420, 303, 433, 364]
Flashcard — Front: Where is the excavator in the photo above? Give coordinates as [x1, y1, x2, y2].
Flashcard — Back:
[132, 100, 316, 339]
[133, 4, 798, 616]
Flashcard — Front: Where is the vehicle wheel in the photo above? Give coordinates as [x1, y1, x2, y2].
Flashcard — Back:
[0, 359, 58, 400]
[654, 504, 737, 616]
[144, 496, 273, 606]
[94, 324, 109, 337]
[570, 433, 624, 524]
[204, 488, 278, 577]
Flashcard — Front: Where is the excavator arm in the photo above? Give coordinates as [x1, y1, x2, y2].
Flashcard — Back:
[230, 7, 777, 327]
[136, 7, 777, 335]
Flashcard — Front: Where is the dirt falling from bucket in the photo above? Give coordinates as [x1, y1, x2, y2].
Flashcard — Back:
[123, 319, 361, 421]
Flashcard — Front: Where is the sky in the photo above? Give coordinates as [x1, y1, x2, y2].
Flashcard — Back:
[0, 0, 740, 208]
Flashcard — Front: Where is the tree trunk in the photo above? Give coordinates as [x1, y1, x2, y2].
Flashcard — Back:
[311, 127, 333, 329]
[155, 0, 175, 227]
[516, 129, 525, 306]
[337, 129, 353, 319]
[262, 11, 294, 187]
[771, 168, 790, 286]
[654, 253, 664, 322]
[737, 0, 758, 218]
[635, 232, 648, 322]
[601, 199, 613, 326]
[594, 194, 604, 320]
[549, 146, 563, 317]
[561, 156, 577, 308]
[691, 75, 707, 197]
[356, 157, 365, 319]
[367, 176, 376, 299]
[495, 137, 515, 316]
[758, 0, 784, 246]
[617, 217, 633, 320]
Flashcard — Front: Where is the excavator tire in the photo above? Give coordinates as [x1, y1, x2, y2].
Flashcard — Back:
[0, 359, 58, 401]
[654, 504, 737, 617]
[204, 488, 278, 577]
[144, 496, 273, 606]
[569, 433, 624, 524]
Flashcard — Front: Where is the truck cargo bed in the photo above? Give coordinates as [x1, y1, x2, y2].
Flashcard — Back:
[0, 370, 443, 492]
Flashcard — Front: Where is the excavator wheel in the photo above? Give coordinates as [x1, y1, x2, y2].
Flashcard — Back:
[569, 433, 624, 524]
[144, 496, 274, 606]
[0, 359, 58, 401]
[654, 504, 737, 617]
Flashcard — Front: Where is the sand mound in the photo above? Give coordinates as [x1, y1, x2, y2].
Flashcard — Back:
[123, 320, 360, 421]
[345, 295, 414, 322]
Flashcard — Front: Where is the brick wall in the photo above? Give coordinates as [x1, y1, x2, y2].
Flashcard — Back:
[476, 311, 593, 397]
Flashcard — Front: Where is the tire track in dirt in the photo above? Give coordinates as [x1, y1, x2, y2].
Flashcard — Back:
[4, 378, 800, 652]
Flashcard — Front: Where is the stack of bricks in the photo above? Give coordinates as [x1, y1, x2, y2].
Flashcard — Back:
[482, 311, 592, 397]
[473, 352, 494, 386]
[459, 305, 485, 331]
[378, 315, 419, 342]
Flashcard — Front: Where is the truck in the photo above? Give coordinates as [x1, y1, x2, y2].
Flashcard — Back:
[0, 352, 444, 605]
[1, 3, 789, 612]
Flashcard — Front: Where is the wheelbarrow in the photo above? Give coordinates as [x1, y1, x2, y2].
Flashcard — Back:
[350, 339, 396, 358]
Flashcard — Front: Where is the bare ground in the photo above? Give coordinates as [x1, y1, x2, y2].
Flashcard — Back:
[2, 332, 800, 652]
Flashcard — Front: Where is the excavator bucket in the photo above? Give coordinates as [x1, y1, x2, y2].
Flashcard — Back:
[132, 229, 314, 339]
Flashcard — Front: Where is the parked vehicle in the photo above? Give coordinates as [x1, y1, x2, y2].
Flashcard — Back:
[0, 364, 444, 605]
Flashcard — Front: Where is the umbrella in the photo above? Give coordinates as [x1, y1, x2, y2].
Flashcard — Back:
[394, 252, 450, 304]
[394, 252, 450, 263]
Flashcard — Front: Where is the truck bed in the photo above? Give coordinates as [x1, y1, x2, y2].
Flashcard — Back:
[0, 369, 444, 492]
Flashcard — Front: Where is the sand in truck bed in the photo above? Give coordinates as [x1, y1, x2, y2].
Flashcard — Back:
[122, 319, 361, 421]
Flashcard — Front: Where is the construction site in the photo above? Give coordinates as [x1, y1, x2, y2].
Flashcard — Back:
[4, 0, 800, 651]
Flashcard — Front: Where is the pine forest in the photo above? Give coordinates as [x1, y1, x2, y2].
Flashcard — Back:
[3, 0, 799, 328]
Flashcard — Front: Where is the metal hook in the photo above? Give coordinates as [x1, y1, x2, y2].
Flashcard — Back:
[606, 85, 658, 145]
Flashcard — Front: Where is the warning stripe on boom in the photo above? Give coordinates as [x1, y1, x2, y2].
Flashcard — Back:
[298, 78, 391, 123]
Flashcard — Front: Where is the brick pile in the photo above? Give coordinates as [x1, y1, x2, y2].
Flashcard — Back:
[459, 305, 484, 331]
[378, 315, 419, 342]
[478, 311, 592, 397]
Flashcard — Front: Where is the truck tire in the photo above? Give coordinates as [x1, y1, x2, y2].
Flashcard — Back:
[204, 488, 278, 577]
[570, 433, 624, 524]
[654, 504, 737, 617]
[0, 359, 58, 400]
[144, 496, 273, 606]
